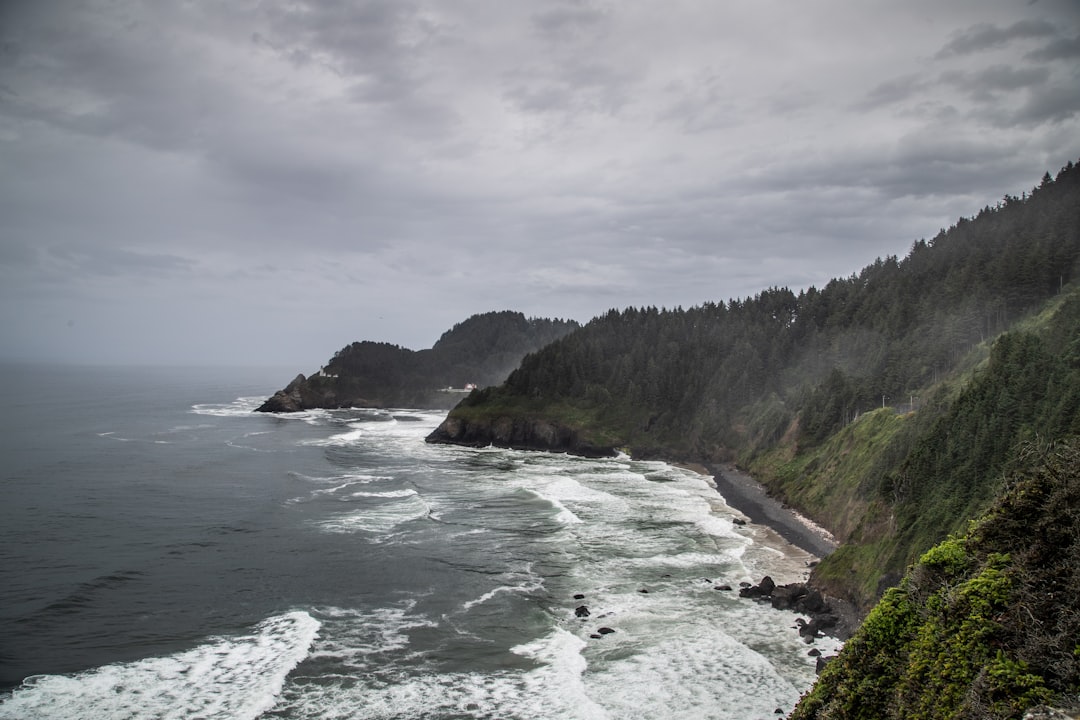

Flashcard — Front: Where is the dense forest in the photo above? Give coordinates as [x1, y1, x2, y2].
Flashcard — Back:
[431, 159, 1080, 613]
[256, 311, 578, 411]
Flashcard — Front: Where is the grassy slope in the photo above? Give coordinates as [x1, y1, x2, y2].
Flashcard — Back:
[744, 288, 1080, 609]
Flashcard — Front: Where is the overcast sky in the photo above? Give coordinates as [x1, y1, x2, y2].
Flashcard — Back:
[2, 1, 1079, 368]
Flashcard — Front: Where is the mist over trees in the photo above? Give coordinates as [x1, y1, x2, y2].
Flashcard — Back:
[467, 159, 1079, 457]
[445, 159, 1080, 605]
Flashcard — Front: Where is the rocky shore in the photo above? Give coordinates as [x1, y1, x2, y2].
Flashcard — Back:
[427, 420, 862, 640]
[704, 463, 862, 641]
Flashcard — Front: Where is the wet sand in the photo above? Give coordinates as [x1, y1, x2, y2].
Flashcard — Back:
[704, 463, 838, 560]
[679, 461, 862, 639]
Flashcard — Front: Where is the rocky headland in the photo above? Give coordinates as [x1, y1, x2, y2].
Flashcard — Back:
[255, 311, 579, 413]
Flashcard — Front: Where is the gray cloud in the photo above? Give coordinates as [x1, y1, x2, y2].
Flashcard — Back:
[943, 64, 1052, 95]
[935, 19, 1057, 57]
[1013, 74, 1080, 125]
[531, 3, 609, 40]
[1025, 34, 1080, 61]
[45, 244, 196, 278]
[1, 0, 1079, 366]
[859, 75, 933, 111]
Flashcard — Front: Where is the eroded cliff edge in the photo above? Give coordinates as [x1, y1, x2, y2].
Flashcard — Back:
[426, 413, 616, 458]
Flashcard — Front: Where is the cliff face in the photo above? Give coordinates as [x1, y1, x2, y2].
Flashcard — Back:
[255, 373, 360, 413]
[426, 414, 616, 458]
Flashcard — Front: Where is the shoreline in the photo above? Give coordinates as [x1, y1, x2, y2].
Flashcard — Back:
[702, 463, 838, 560]
[688, 461, 863, 641]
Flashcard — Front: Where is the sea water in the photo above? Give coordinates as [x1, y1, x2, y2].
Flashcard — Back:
[0, 364, 840, 719]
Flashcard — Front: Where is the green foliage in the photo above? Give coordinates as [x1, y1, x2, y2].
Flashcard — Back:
[792, 440, 1080, 719]
[793, 586, 920, 719]
[918, 537, 971, 575]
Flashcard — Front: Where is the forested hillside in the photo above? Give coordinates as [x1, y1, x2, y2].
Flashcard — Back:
[256, 311, 578, 411]
[429, 159, 1080, 609]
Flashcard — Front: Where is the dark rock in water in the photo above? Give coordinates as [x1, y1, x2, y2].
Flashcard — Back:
[739, 575, 776, 599]
[256, 374, 310, 413]
[769, 583, 827, 615]
[638, 588, 650, 594]
[799, 613, 839, 640]
[738, 579, 857, 643]
[769, 583, 803, 610]
[739, 581, 752, 588]
[808, 648, 821, 657]
[801, 588, 827, 614]
[716, 584, 733, 591]
[732, 517, 746, 526]
[590, 634, 603, 639]
[573, 593, 586, 600]
[597, 627, 615, 635]
[575, 605, 590, 618]
[815, 654, 836, 675]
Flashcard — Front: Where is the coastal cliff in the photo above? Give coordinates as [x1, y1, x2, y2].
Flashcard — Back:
[426, 412, 615, 457]
[257, 373, 345, 413]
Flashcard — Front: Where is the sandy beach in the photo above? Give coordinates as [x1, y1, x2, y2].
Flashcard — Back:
[703, 463, 838, 560]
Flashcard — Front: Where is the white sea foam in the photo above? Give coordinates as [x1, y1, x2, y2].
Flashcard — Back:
[189, 396, 267, 417]
[301, 427, 364, 447]
[580, 620, 807, 718]
[460, 565, 545, 612]
[522, 488, 583, 524]
[292, 472, 387, 486]
[273, 616, 810, 720]
[316, 493, 431, 535]
[351, 488, 418, 498]
[273, 627, 607, 720]
[306, 603, 436, 668]
[0, 611, 319, 720]
[284, 474, 390, 505]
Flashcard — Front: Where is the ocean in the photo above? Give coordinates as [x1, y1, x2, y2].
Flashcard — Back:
[0, 364, 839, 719]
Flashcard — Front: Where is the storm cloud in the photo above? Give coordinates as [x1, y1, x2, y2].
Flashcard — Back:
[1, 1, 1078, 367]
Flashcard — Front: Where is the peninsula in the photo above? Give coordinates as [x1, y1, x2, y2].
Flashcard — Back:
[256, 311, 578, 412]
